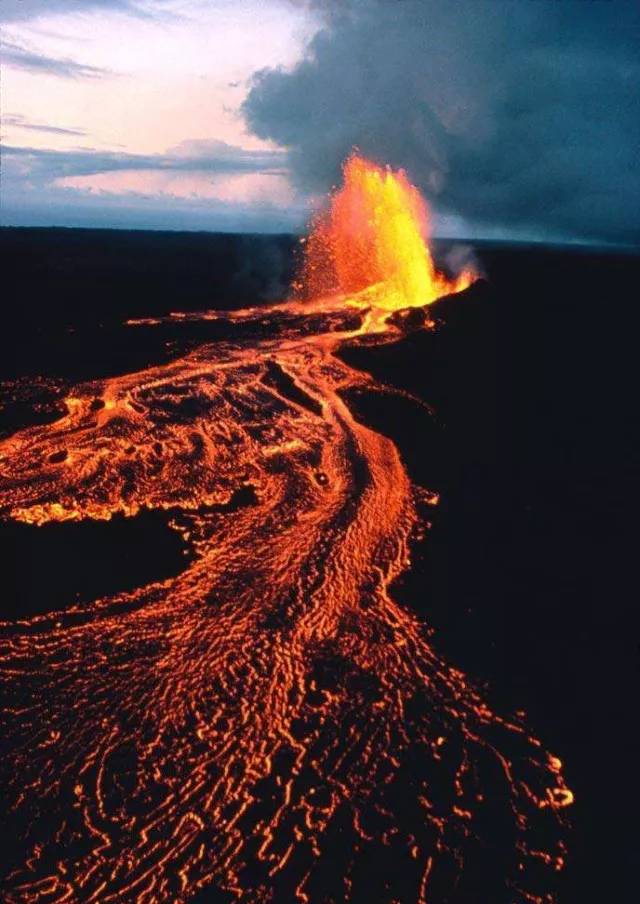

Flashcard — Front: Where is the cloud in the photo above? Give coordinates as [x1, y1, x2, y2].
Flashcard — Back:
[3, 113, 87, 137]
[0, 1, 140, 22]
[1, 40, 112, 78]
[2, 140, 287, 180]
[0, 0, 209, 24]
[0, 173, 306, 233]
[243, 0, 640, 244]
[0, 139, 304, 232]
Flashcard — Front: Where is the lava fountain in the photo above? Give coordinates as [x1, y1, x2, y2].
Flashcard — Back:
[297, 153, 475, 311]
[0, 156, 570, 904]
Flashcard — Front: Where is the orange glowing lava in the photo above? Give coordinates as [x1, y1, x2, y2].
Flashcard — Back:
[298, 154, 475, 312]
[0, 157, 570, 904]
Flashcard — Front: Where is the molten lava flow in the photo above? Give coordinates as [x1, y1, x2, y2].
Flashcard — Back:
[0, 158, 570, 904]
[298, 154, 475, 312]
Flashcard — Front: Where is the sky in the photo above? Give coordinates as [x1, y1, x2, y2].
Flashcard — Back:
[1, 0, 320, 232]
[1, 0, 638, 242]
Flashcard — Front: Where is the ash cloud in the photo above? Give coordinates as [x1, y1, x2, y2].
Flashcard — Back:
[243, 0, 640, 244]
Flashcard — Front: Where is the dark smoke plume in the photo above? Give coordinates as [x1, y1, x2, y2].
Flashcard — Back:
[243, 0, 640, 244]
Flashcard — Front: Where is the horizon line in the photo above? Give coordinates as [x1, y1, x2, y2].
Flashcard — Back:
[1, 222, 639, 253]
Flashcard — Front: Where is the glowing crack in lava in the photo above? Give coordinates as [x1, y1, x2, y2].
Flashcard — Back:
[0, 156, 571, 903]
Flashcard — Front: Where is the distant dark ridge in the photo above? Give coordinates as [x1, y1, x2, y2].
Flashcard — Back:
[2, 229, 638, 384]
[462, 236, 640, 254]
[0, 228, 300, 379]
[0, 225, 296, 239]
[3, 224, 639, 251]
[0, 228, 298, 321]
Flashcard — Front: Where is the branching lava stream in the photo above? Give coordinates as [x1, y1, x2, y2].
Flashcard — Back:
[0, 156, 571, 904]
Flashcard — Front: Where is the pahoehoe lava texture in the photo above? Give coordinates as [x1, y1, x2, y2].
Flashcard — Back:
[0, 287, 571, 904]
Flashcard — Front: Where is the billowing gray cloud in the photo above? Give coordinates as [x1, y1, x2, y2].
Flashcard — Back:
[243, 0, 640, 244]
[3, 113, 87, 137]
[1, 40, 111, 78]
[2, 140, 286, 180]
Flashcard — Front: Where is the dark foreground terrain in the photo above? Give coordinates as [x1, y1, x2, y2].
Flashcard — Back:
[1, 227, 638, 903]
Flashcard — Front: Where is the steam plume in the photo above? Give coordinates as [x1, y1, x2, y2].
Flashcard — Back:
[244, 0, 640, 244]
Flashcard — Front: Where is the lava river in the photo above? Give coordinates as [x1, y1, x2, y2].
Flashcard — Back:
[0, 157, 572, 904]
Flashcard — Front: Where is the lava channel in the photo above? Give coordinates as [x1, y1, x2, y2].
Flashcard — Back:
[0, 155, 571, 904]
